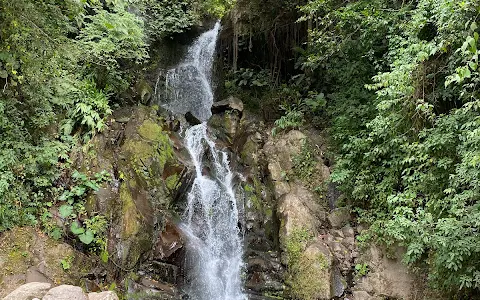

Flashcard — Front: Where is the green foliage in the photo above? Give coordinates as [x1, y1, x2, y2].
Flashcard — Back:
[195, 0, 236, 18]
[354, 262, 369, 278]
[0, 0, 198, 236]
[272, 109, 304, 136]
[78, 8, 148, 67]
[298, 0, 480, 295]
[292, 140, 316, 181]
[61, 80, 112, 141]
[52, 170, 110, 250]
[134, 0, 196, 41]
[60, 255, 73, 271]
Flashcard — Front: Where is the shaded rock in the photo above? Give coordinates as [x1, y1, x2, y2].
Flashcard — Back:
[88, 291, 119, 300]
[332, 266, 346, 297]
[185, 112, 201, 125]
[328, 207, 351, 229]
[2, 282, 51, 300]
[134, 79, 153, 105]
[140, 261, 179, 285]
[154, 221, 183, 260]
[211, 96, 244, 113]
[42, 285, 87, 300]
[126, 277, 181, 300]
[245, 252, 285, 295]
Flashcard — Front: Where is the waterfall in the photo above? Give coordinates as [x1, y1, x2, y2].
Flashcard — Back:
[161, 22, 221, 122]
[158, 23, 246, 300]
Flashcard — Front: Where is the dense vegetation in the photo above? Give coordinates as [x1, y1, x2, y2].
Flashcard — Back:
[304, 0, 480, 296]
[0, 0, 231, 241]
[224, 0, 480, 297]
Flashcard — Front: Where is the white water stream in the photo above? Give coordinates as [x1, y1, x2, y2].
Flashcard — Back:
[159, 23, 246, 300]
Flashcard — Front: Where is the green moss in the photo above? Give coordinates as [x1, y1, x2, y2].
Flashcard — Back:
[123, 119, 175, 182]
[165, 174, 180, 191]
[290, 251, 329, 300]
[138, 119, 164, 141]
[120, 184, 140, 239]
[285, 227, 313, 266]
[241, 138, 258, 164]
[284, 227, 330, 300]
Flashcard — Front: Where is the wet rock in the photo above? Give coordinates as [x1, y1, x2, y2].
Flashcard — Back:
[185, 112, 201, 125]
[208, 108, 242, 144]
[328, 207, 351, 229]
[140, 261, 179, 285]
[42, 285, 87, 300]
[3, 282, 51, 300]
[154, 221, 183, 260]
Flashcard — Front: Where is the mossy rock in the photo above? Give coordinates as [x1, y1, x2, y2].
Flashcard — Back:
[79, 105, 186, 271]
[0, 227, 97, 297]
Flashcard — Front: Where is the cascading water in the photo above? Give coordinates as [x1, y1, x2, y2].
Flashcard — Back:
[158, 23, 246, 300]
[161, 22, 221, 122]
[181, 124, 245, 300]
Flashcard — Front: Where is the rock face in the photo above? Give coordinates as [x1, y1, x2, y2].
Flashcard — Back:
[352, 245, 422, 300]
[0, 227, 97, 298]
[256, 125, 427, 299]
[78, 105, 187, 272]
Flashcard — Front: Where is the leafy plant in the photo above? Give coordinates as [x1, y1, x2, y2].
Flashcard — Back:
[50, 170, 110, 250]
[272, 106, 304, 136]
[60, 255, 73, 271]
[355, 263, 369, 278]
[292, 140, 317, 181]
[300, 0, 480, 295]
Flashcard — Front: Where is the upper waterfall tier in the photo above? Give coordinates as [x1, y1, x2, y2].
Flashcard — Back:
[161, 22, 221, 122]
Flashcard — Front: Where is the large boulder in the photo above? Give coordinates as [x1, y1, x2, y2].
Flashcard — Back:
[353, 245, 423, 299]
[2, 282, 51, 300]
[42, 285, 87, 300]
[88, 291, 119, 300]
[263, 129, 339, 299]
[277, 185, 325, 248]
